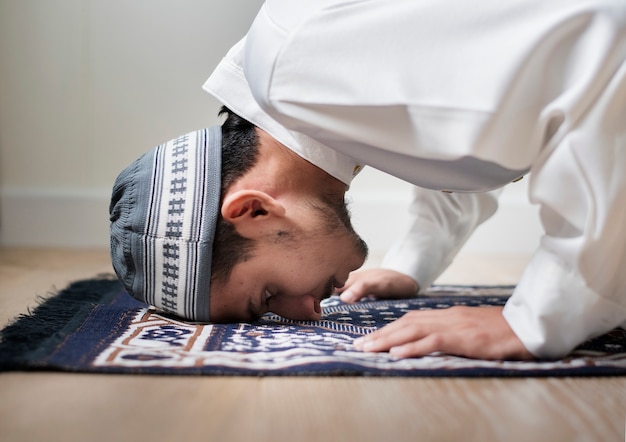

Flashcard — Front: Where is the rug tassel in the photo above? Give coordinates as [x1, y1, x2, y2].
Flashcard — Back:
[0, 276, 121, 369]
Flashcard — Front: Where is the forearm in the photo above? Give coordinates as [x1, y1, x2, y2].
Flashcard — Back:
[382, 188, 500, 290]
[504, 248, 626, 359]
[504, 59, 626, 358]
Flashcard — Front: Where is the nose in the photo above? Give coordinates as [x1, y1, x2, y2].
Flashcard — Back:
[269, 294, 322, 321]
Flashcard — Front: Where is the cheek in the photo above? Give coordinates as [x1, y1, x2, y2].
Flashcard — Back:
[273, 240, 333, 288]
[281, 271, 317, 295]
[279, 247, 322, 275]
[274, 260, 325, 296]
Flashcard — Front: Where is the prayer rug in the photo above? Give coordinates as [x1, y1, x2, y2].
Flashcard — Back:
[1, 278, 625, 376]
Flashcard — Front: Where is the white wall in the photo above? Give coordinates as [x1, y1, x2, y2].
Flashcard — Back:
[347, 168, 541, 259]
[0, 0, 542, 255]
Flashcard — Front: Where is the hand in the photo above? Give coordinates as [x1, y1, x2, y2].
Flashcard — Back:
[353, 306, 534, 360]
[336, 268, 419, 303]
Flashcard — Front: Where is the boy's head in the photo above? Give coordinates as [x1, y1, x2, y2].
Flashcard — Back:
[110, 108, 367, 323]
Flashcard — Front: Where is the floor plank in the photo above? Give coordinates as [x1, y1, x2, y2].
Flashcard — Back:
[1, 248, 624, 442]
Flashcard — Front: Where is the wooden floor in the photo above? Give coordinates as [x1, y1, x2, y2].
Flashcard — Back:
[1, 248, 624, 442]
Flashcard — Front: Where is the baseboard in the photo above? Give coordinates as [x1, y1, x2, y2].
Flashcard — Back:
[0, 187, 542, 254]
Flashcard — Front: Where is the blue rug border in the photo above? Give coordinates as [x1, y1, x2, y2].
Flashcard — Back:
[1, 278, 625, 377]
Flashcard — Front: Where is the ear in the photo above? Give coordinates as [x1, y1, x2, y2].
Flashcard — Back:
[221, 190, 286, 237]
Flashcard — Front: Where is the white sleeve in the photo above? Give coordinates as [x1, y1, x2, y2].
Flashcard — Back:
[503, 60, 626, 359]
[381, 188, 500, 291]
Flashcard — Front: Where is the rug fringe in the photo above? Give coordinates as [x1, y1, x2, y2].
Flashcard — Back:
[0, 277, 121, 369]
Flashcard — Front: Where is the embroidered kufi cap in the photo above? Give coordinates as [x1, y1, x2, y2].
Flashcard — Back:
[109, 126, 221, 322]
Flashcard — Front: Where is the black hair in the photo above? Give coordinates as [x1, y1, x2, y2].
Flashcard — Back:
[210, 106, 260, 284]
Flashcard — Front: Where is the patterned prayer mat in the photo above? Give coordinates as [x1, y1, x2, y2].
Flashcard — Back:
[1, 278, 625, 376]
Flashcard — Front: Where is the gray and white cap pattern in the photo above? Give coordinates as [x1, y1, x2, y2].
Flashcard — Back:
[110, 126, 221, 322]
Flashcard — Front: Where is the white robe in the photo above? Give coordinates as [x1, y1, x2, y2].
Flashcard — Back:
[203, 0, 626, 358]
